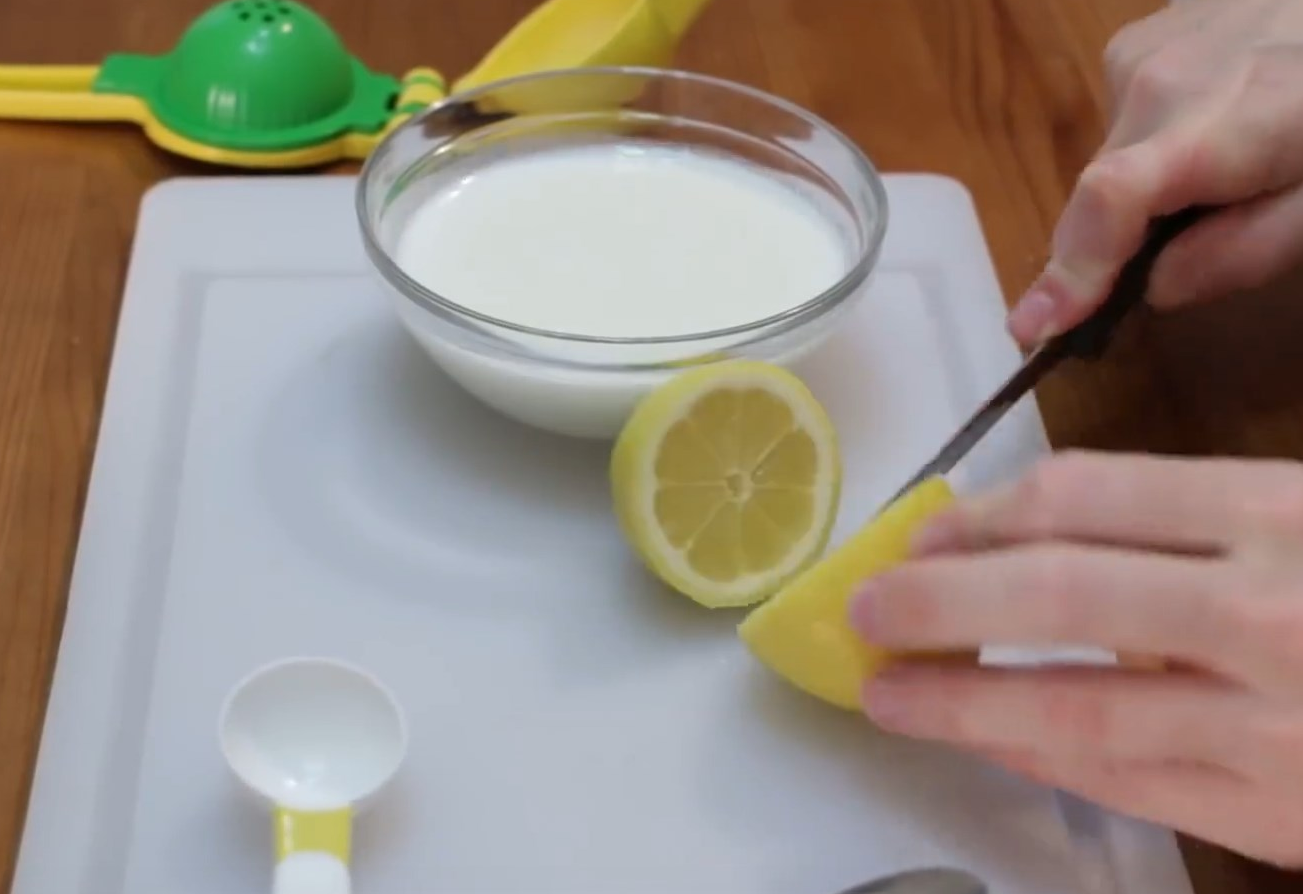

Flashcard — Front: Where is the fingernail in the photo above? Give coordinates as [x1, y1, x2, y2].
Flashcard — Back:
[1007, 289, 1058, 344]
[848, 580, 884, 638]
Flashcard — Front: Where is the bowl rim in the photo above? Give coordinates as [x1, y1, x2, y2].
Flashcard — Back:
[355, 64, 889, 350]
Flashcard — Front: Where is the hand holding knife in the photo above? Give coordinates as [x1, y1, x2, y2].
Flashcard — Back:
[883, 206, 1212, 510]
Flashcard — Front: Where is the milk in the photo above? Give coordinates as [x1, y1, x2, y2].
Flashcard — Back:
[393, 143, 848, 339]
[383, 142, 862, 438]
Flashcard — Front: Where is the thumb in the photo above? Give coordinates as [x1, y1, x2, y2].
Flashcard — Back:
[1147, 184, 1303, 307]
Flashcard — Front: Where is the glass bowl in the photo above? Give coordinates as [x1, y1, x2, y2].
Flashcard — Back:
[356, 66, 888, 439]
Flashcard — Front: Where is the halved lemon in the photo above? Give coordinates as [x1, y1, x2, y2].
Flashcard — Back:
[738, 476, 970, 710]
[610, 360, 841, 608]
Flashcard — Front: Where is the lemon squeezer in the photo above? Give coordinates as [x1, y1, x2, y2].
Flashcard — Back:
[0, 0, 713, 169]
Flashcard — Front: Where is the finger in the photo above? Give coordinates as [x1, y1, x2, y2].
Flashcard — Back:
[1100, 8, 1191, 105]
[908, 451, 1301, 557]
[1102, 3, 1232, 114]
[860, 664, 1253, 772]
[1096, 48, 1193, 153]
[849, 544, 1243, 680]
[978, 753, 1303, 869]
[1008, 82, 1303, 346]
[1147, 184, 1303, 307]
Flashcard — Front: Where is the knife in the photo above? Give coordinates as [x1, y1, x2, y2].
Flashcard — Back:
[883, 205, 1212, 509]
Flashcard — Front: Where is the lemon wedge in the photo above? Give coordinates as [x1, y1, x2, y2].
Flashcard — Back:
[738, 476, 972, 710]
[610, 360, 841, 608]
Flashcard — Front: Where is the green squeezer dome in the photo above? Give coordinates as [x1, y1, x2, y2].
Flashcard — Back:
[91, 0, 401, 151]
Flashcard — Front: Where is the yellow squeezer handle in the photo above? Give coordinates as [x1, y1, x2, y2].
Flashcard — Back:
[0, 65, 144, 122]
[340, 67, 448, 160]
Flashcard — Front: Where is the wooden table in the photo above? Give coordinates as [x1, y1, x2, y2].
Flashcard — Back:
[1, 0, 1300, 891]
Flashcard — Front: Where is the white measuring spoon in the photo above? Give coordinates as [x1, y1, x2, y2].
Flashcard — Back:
[219, 657, 408, 894]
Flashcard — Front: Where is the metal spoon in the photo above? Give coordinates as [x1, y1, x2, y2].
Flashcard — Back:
[834, 866, 988, 894]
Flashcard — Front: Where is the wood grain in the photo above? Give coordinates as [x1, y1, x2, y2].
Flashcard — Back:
[0, 0, 1300, 891]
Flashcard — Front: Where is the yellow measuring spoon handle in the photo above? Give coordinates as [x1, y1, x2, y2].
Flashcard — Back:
[0, 64, 144, 123]
[273, 804, 353, 894]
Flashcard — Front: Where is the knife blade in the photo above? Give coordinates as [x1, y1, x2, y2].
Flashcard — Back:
[882, 205, 1212, 510]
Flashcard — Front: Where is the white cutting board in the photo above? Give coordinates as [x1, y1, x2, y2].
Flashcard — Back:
[12, 174, 1195, 894]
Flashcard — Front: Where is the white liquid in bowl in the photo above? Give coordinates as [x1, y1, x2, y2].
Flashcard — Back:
[393, 143, 848, 339]
[383, 142, 864, 438]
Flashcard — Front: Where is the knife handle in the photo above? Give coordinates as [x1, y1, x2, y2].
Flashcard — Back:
[1048, 205, 1213, 360]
